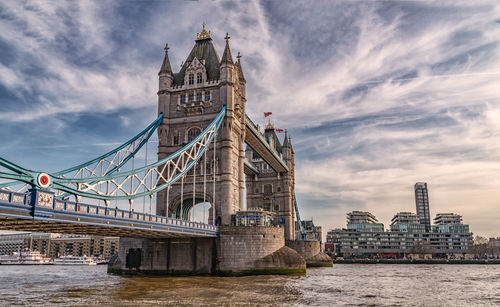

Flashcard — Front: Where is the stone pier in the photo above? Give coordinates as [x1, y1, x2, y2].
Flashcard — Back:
[286, 240, 333, 267]
[108, 226, 306, 276]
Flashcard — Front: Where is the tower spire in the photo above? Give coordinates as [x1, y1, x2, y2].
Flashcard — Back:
[159, 43, 173, 76]
[221, 33, 234, 65]
[236, 51, 245, 82]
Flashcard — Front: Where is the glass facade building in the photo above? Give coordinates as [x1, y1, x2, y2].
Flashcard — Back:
[415, 182, 431, 232]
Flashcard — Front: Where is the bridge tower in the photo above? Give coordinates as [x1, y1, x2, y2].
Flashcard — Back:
[156, 25, 247, 226]
[245, 123, 296, 241]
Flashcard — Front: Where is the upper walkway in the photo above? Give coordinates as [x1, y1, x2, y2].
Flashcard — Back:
[244, 115, 289, 173]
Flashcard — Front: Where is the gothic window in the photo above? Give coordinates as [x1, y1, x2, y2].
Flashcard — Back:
[180, 95, 186, 104]
[187, 127, 201, 142]
[173, 131, 179, 145]
[197, 73, 202, 84]
[264, 184, 272, 194]
[188, 94, 194, 102]
[196, 93, 202, 101]
[205, 92, 211, 101]
[277, 187, 281, 192]
[189, 74, 194, 85]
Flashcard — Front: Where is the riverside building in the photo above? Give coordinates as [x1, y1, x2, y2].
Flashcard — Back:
[415, 182, 431, 232]
[326, 210, 472, 259]
[0, 232, 119, 259]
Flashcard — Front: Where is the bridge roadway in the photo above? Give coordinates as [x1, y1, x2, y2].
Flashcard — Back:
[0, 189, 218, 238]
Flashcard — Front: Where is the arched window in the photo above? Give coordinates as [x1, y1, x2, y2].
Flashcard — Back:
[187, 127, 201, 142]
[189, 74, 194, 85]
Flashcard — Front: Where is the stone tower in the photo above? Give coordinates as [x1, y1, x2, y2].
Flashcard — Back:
[245, 122, 296, 240]
[156, 25, 247, 226]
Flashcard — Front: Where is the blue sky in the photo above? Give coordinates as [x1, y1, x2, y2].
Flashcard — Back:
[0, 1, 499, 237]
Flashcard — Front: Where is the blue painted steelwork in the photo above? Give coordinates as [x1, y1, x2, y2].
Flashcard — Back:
[0, 189, 217, 237]
[0, 107, 226, 201]
[0, 113, 163, 189]
[294, 193, 307, 240]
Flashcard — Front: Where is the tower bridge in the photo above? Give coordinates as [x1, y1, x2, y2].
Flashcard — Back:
[0, 25, 331, 274]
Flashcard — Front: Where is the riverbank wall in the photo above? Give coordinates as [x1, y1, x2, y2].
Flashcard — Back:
[334, 259, 500, 264]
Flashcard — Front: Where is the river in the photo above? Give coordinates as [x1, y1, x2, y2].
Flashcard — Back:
[0, 264, 499, 306]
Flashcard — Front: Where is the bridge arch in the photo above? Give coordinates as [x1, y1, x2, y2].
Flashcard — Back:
[169, 192, 214, 223]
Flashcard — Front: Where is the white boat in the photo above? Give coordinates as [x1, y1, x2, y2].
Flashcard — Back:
[0, 251, 53, 265]
[53, 255, 97, 265]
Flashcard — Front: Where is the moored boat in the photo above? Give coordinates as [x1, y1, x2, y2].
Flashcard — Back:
[53, 255, 97, 265]
[0, 251, 53, 265]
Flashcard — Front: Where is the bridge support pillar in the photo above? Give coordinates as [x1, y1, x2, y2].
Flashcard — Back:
[108, 227, 308, 276]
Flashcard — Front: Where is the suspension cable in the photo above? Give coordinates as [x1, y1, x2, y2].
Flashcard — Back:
[212, 133, 216, 225]
[192, 161, 196, 222]
[143, 141, 147, 213]
[203, 149, 207, 223]
[180, 175, 184, 220]
[130, 142, 135, 212]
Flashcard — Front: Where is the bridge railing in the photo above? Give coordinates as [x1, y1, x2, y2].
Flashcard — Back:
[0, 189, 217, 232]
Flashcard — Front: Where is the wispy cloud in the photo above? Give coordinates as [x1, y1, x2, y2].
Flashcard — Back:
[0, 0, 499, 237]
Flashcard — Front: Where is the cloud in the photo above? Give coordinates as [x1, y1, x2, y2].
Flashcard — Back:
[0, 0, 499, 238]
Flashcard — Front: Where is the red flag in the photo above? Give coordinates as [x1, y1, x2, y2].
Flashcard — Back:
[276, 129, 284, 133]
[264, 112, 272, 117]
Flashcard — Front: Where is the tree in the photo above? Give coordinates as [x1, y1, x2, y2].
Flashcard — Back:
[470, 235, 489, 258]
[411, 239, 435, 255]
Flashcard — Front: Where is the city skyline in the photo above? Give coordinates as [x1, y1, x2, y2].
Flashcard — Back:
[0, 1, 499, 237]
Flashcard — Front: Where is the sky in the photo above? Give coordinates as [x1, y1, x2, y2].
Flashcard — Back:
[0, 0, 499, 238]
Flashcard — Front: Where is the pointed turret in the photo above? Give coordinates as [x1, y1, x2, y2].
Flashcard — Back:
[283, 131, 290, 148]
[236, 52, 246, 82]
[221, 33, 234, 65]
[159, 43, 173, 92]
[159, 43, 173, 76]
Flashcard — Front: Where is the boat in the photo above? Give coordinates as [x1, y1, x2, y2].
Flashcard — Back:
[0, 251, 53, 265]
[53, 255, 97, 265]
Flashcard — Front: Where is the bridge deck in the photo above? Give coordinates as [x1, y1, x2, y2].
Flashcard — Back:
[0, 190, 218, 238]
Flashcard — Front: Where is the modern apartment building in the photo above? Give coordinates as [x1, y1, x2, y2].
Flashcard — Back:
[326, 210, 472, 258]
[415, 182, 431, 232]
[390, 212, 425, 233]
[346, 211, 384, 232]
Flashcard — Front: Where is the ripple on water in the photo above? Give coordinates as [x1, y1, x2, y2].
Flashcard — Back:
[0, 264, 500, 306]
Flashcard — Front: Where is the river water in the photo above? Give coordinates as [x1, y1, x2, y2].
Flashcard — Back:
[0, 264, 499, 306]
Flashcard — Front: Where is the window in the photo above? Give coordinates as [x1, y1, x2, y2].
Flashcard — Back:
[180, 95, 186, 104]
[197, 93, 202, 101]
[197, 73, 202, 84]
[187, 127, 201, 142]
[189, 74, 194, 85]
[205, 92, 211, 101]
[173, 131, 179, 145]
[264, 184, 272, 194]
[188, 94, 194, 102]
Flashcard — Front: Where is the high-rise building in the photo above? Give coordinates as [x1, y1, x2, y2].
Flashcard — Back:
[415, 182, 431, 232]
